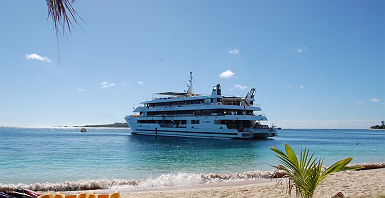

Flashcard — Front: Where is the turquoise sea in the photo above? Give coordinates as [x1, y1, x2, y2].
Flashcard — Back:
[0, 127, 384, 190]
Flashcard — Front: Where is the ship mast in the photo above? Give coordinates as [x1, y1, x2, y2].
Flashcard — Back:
[187, 72, 193, 97]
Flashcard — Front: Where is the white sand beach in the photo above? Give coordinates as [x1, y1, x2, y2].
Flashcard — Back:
[120, 168, 385, 198]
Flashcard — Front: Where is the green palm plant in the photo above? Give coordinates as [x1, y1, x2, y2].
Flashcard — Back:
[270, 144, 354, 198]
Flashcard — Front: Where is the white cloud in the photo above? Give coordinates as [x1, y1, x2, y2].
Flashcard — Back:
[25, 53, 52, 63]
[137, 81, 144, 85]
[77, 88, 85, 92]
[234, 84, 247, 90]
[219, 70, 235, 78]
[228, 48, 240, 55]
[101, 82, 115, 89]
[356, 101, 364, 104]
[370, 98, 380, 103]
[299, 85, 304, 89]
[287, 84, 293, 88]
[296, 46, 309, 54]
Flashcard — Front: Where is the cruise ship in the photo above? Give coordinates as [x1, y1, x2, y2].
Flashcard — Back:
[124, 73, 276, 139]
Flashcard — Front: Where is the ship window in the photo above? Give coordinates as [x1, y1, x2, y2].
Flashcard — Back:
[191, 120, 199, 124]
[137, 120, 157, 123]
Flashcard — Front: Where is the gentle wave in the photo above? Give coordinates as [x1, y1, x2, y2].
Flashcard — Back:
[2, 162, 383, 192]
[0, 169, 284, 191]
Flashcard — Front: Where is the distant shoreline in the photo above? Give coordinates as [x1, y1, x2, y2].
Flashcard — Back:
[0, 126, 375, 130]
[74, 122, 129, 128]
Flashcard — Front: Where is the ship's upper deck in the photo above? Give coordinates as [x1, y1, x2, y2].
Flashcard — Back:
[134, 84, 262, 113]
[134, 103, 262, 112]
[143, 95, 220, 104]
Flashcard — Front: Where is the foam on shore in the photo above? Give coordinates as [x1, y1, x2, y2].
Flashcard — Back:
[0, 170, 284, 191]
[1, 162, 383, 192]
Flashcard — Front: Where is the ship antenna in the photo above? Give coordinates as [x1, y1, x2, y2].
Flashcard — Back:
[188, 72, 193, 97]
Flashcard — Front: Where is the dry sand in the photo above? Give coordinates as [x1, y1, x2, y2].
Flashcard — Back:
[119, 168, 385, 198]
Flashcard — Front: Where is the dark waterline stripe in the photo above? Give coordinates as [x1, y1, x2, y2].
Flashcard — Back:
[135, 129, 238, 135]
[132, 132, 234, 139]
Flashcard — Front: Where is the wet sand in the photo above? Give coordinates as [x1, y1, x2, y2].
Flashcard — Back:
[119, 168, 385, 198]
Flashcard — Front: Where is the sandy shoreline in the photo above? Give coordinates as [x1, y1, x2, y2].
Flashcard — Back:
[116, 168, 385, 198]
[3, 168, 384, 197]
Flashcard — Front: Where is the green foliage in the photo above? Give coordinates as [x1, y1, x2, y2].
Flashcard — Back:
[370, 121, 385, 129]
[270, 144, 355, 198]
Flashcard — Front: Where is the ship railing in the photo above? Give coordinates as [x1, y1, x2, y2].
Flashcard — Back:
[152, 96, 181, 100]
[146, 103, 206, 109]
[145, 103, 261, 109]
[145, 114, 264, 117]
[151, 114, 196, 117]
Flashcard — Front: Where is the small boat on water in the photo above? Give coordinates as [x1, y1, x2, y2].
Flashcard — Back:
[80, 128, 87, 132]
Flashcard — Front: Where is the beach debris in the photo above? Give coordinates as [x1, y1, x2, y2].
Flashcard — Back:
[347, 162, 385, 170]
[331, 192, 345, 198]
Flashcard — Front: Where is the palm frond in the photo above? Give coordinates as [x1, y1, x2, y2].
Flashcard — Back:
[319, 157, 355, 182]
[271, 144, 353, 198]
[46, 0, 82, 36]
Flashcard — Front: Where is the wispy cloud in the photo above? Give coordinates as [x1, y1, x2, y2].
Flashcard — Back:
[233, 84, 247, 90]
[25, 53, 52, 63]
[219, 70, 235, 78]
[228, 48, 240, 55]
[370, 98, 380, 103]
[101, 82, 115, 89]
[356, 101, 364, 104]
[137, 81, 144, 85]
[287, 84, 293, 88]
[296, 46, 309, 54]
[299, 85, 304, 89]
[77, 88, 85, 92]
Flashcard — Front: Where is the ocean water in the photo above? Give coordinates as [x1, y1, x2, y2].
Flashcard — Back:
[0, 127, 384, 190]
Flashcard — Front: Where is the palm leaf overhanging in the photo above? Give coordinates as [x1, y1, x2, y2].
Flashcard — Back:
[46, 0, 82, 35]
[270, 144, 355, 198]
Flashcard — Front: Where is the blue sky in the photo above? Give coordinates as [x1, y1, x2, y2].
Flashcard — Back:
[0, 0, 384, 128]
